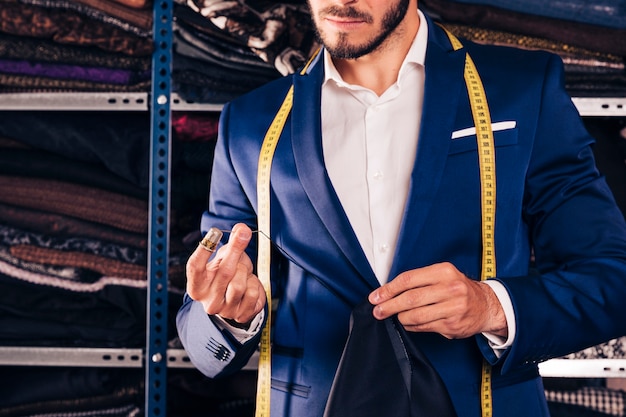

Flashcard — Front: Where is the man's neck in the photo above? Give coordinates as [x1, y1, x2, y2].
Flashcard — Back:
[332, 11, 420, 96]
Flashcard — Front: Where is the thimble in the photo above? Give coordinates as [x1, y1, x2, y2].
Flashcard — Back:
[199, 227, 223, 252]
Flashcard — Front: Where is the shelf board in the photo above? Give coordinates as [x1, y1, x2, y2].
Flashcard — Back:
[0, 347, 257, 370]
[0, 92, 149, 111]
[171, 93, 223, 112]
[0, 346, 145, 367]
[0, 93, 623, 116]
[0, 92, 223, 112]
[3, 345, 622, 378]
[539, 359, 626, 378]
[572, 97, 626, 116]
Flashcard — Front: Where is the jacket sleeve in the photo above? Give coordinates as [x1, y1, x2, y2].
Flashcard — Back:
[176, 101, 265, 378]
[479, 53, 626, 373]
[176, 294, 264, 378]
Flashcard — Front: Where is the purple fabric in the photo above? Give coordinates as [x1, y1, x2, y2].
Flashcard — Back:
[0, 59, 150, 85]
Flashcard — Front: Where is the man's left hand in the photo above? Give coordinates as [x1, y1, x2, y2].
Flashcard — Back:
[368, 262, 507, 339]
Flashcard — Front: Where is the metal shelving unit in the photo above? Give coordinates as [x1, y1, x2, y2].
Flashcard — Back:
[0, 0, 177, 415]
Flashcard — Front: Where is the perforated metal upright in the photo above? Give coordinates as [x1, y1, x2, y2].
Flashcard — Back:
[147, 0, 173, 415]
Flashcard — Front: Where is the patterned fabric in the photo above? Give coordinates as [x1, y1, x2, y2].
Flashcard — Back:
[441, 23, 626, 96]
[21, 0, 154, 33]
[421, 0, 626, 56]
[0, 222, 187, 286]
[0, 223, 146, 265]
[545, 387, 626, 417]
[0, 33, 150, 70]
[0, 59, 150, 85]
[179, 0, 318, 75]
[0, 244, 95, 282]
[0, 1, 153, 56]
[0, 254, 146, 291]
[0, 74, 150, 93]
[0, 176, 148, 234]
[563, 337, 626, 360]
[11, 245, 147, 281]
[443, 24, 624, 71]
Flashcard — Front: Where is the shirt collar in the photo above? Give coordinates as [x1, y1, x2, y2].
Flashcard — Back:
[323, 8, 429, 88]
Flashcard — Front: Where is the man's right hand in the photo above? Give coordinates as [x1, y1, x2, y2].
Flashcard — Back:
[185, 223, 266, 326]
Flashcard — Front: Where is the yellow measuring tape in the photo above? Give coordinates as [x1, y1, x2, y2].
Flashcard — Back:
[255, 52, 319, 417]
[443, 27, 497, 417]
[254, 85, 292, 417]
[255, 28, 496, 416]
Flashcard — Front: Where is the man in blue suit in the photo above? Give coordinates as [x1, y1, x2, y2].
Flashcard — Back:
[176, 0, 626, 415]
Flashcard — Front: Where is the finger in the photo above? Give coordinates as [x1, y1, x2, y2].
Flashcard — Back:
[193, 227, 224, 264]
[221, 263, 251, 315]
[185, 228, 224, 299]
[223, 272, 266, 324]
[372, 283, 448, 320]
[369, 267, 432, 306]
[211, 223, 252, 280]
[201, 223, 253, 313]
[397, 299, 455, 329]
[400, 302, 474, 339]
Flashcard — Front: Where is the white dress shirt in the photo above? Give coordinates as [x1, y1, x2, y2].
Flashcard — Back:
[321, 10, 515, 352]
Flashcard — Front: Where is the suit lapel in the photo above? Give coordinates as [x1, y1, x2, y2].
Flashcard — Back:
[390, 20, 468, 277]
[290, 57, 379, 289]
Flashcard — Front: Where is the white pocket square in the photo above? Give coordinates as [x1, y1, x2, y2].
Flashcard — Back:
[451, 121, 517, 139]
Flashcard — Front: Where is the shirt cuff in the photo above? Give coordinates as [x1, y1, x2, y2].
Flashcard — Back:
[482, 279, 516, 357]
[212, 310, 265, 344]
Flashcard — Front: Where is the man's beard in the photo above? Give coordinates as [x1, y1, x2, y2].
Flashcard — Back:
[314, 0, 410, 59]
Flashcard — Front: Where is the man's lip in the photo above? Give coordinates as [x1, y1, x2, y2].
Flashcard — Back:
[324, 16, 366, 29]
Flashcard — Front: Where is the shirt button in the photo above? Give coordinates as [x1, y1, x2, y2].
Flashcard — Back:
[379, 244, 390, 253]
[373, 171, 384, 180]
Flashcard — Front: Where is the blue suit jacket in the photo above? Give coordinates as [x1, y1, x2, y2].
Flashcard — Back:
[177, 16, 626, 417]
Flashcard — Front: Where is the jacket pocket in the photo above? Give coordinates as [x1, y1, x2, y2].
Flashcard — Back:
[449, 125, 518, 155]
[271, 344, 311, 398]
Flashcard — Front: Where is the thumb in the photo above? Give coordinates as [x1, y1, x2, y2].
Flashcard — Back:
[226, 222, 253, 255]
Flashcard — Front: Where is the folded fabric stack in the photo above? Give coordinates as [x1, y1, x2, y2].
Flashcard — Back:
[0, 108, 226, 415]
[420, 0, 626, 97]
[0, 123, 152, 414]
[0, 367, 144, 417]
[172, 0, 318, 104]
[0, 113, 149, 349]
[0, 107, 225, 346]
[0, 0, 153, 93]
